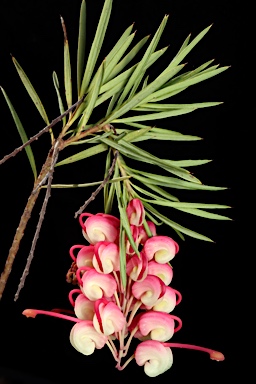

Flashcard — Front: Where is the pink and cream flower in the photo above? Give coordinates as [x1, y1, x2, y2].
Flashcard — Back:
[22, 199, 224, 377]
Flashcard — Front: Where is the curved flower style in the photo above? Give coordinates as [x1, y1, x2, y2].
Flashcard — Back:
[22, 199, 224, 377]
[144, 235, 179, 263]
[93, 299, 126, 336]
[92, 241, 120, 274]
[69, 245, 95, 268]
[152, 286, 182, 313]
[79, 268, 117, 301]
[135, 340, 173, 377]
[126, 252, 148, 282]
[74, 293, 95, 321]
[70, 320, 108, 355]
[126, 198, 145, 226]
[147, 260, 173, 285]
[79, 213, 120, 244]
[132, 275, 166, 307]
[137, 311, 176, 342]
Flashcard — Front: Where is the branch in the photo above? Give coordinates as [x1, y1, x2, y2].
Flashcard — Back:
[0, 97, 84, 166]
[74, 151, 119, 218]
[14, 140, 61, 301]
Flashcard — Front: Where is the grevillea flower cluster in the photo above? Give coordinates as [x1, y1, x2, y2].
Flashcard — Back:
[23, 199, 224, 377]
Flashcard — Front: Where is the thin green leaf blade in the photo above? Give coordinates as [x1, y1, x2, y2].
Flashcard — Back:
[77, 0, 87, 95]
[55, 143, 108, 166]
[52, 71, 66, 127]
[1, 87, 37, 180]
[61, 17, 72, 109]
[12, 56, 49, 124]
[80, 0, 112, 96]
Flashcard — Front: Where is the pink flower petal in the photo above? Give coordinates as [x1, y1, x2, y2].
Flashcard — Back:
[126, 198, 145, 226]
[81, 269, 117, 301]
[70, 320, 107, 355]
[148, 260, 173, 285]
[143, 236, 179, 263]
[126, 252, 148, 282]
[93, 300, 126, 336]
[132, 275, 163, 307]
[92, 241, 120, 273]
[138, 311, 175, 342]
[76, 245, 95, 268]
[80, 215, 120, 244]
[135, 340, 173, 377]
[152, 286, 177, 313]
[74, 294, 95, 320]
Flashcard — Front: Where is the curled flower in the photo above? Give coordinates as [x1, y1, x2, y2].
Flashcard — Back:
[137, 311, 175, 342]
[144, 235, 179, 263]
[132, 275, 166, 308]
[79, 213, 120, 244]
[135, 340, 173, 377]
[80, 268, 117, 301]
[126, 198, 145, 226]
[153, 286, 182, 313]
[93, 299, 126, 336]
[74, 293, 95, 321]
[70, 245, 95, 269]
[126, 252, 148, 282]
[92, 241, 120, 274]
[70, 320, 107, 355]
[147, 260, 173, 285]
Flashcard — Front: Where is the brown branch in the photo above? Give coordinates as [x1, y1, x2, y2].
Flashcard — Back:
[74, 151, 119, 218]
[14, 140, 60, 301]
[0, 97, 84, 166]
[0, 146, 56, 300]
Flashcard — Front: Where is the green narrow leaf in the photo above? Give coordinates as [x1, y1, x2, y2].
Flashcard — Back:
[52, 71, 66, 127]
[119, 228, 127, 290]
[147, 66, 228, 103]
[79, 0, 112, 96]
[115, 179, 140, 259]
[174, 207, 231, 220]
[103, 26, 135, 82]
[103, 148, 112, 210]
[113, 106, 197, 123]
[125, 167, 226, 191]
[107, 35, 150, 81]
[77, 0, 87, 95]
[12, 56, 49, 124]
[165, 25, 212, 72]
[55, 143, 108, 166]
[102, 64, 185, 125]
[117, 139, 201, 183]
[46, 176, 129, 189]
[134, 101, 222, 112]
[131, 182, 179, 202]
[77, 60, 105, 132]
[61, 17, 72, 109]
[1, 87, 37, 180]
[120, 123, 202, 141]
[144, 202, 214, 242]
[105, 162, 120, 214]
[117, 15, 169, 106]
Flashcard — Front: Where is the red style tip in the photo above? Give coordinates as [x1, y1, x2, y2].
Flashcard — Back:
[22, 309, 37, 318]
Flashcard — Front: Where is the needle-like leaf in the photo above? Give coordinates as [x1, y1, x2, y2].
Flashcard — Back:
[12, 57, 49, 124]
[61, 16, 72, 109]
[1, 87, 37, 180]
[77, 0, 86, 95]
[79, 0, 112, 96]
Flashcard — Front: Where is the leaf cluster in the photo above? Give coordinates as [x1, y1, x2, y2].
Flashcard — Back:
[1, 0, 230, 244]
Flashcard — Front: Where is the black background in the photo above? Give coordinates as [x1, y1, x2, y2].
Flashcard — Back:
[0, 1, 242, 383]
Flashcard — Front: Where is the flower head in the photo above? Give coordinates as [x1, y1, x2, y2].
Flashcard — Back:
[22, 200, 224, 376]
